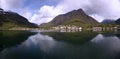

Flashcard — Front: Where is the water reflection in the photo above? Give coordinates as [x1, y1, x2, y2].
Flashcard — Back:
[0, 31, 120, 59]
[24, 33, 57, 52]
[91, 34, 120, 52]
[41, 31, 98, 45]
[0, 31, 35, 51]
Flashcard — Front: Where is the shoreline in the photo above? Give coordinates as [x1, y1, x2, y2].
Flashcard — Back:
[0, 27, 119, 32]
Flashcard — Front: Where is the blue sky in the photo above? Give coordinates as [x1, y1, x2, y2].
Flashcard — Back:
[0, 0, 120, 25]
[22, 0, 60, 10]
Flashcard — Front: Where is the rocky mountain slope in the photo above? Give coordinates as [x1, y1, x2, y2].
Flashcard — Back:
[40, 9, 99, 27]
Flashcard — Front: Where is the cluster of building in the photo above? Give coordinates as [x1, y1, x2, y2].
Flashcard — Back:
[52, 25, 120, 32]
[92, 27, 116, 31]
[52, 25, 82, 32]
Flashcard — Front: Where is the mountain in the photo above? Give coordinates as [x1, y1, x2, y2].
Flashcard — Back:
[40, 9, 99, 27]
[115, 18, 120, 25]
[101, 19, 115, 24]
[0, 8, 38, 29]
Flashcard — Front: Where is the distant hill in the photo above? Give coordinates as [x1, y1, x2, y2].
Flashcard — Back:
[0, 8, 38, 29]
[115, 18, 120, 25]
[101, 19, 115, 25]
[40, 9, 99, 28]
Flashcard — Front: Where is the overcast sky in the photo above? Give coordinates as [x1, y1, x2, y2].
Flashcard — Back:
[0, 0, 120, 25]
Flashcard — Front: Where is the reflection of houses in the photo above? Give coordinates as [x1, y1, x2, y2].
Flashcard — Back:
[52, 25, 82, 32]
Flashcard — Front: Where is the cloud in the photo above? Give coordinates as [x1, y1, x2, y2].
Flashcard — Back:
[84, 0, 120, 19]
[0, 0, 22, 10]
[30, 5, 64, 25]
[22, 11, 32, 21]
[90, 14, 104, 22]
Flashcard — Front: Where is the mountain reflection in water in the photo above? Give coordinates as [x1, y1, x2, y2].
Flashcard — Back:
[0, 31, 35, 51]
[0, 31, 120, 59]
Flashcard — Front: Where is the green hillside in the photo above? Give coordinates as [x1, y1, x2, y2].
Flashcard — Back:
[0, 8, 38, 30]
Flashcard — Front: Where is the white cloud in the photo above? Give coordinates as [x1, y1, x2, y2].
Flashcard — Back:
[0, 0, 22, 10]
[84, 0, 120, 19]
[30, 5, 64, 25]
[22, 11, 32, 21]
[90, 14, 104, 22]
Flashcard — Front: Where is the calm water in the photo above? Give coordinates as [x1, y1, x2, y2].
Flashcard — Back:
[0, 31, 120, 59]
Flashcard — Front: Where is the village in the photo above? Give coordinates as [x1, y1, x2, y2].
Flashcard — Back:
[52, 25, 120, 32]
[6, 25, 120, 32]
